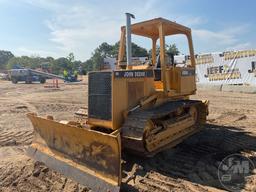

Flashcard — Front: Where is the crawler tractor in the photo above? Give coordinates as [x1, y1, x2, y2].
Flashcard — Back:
[27, 15, 208, 192]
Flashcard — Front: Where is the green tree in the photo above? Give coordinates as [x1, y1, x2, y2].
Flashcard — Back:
[50, 57, 69, 74]
[73, 60, 82, 70]
[82, 59, 93, 72]
[111, 42, 120, 57]
[95, 41, 149, 59]
[0, 50, 14, 69]
[82, 41, 150, 72]
[91, 51, 104, 71]
[96, 42, 113, 57]
[4, 51, 84, 75]
[67, 53, 75, 63]
[6, 57, 20, 69]
[45, 56, 54, 62]
[6, 55, 47, 69]
[131, 43, 148, 57]
[29, 56, 44, 69]
[148, 45, 160, 58]
[110, 42, 149, 59]
[66, 53, 75, 70]
[148, 43, 180, 58]
[166, 43, 180, 56]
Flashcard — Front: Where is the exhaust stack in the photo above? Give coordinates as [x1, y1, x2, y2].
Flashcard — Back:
[125, 13, 135, 68]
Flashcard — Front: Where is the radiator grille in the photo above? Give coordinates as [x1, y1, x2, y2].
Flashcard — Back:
[88, 71, 112, 121]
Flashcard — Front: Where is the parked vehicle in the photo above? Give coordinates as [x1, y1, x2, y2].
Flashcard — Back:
[8, 68, 63, 84]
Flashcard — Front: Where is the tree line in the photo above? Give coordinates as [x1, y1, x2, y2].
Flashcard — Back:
[0, 42, 179, 75]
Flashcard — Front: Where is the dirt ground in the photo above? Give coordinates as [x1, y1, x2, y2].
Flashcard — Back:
[0, 79, 255, 192]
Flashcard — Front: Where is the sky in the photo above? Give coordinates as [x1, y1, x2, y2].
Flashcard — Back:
[0, 0, 255, 61]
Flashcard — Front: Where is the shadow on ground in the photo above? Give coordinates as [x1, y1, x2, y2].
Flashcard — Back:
[121, 123, 256, 191]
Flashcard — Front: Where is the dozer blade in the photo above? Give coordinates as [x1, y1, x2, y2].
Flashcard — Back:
[27, 113, 121, 192]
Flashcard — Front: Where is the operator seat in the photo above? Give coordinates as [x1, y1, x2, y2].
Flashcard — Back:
[154, 54, 175, 81]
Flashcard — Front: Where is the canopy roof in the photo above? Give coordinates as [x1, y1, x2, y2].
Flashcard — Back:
[121, 17, 191, 39]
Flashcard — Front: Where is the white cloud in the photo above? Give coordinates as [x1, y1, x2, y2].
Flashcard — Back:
[226, 42, 252, 51]
[193, 29, 237, 45]
[31, 0, 162, 60]
[18, 0, 253, 60]
[16, 47, 59, 58]
[40, 0, 212, 60]
[192, 24, 250, 53]
[20, 0, 64, 11]
[177, 16, 207, 27]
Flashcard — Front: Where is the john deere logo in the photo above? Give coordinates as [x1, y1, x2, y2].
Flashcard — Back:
[218, 154, 255, 191]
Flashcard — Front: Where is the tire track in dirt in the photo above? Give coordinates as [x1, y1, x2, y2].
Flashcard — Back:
[0, 130, 33, 147]
[33, 102, 81, 114]
[0, 160, 90, 192]
[122, 123, 256, 192]
[0, 83, 255, 191]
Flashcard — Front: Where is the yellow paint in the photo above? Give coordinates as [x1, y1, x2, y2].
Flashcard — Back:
[27, 113, 121, 186]
[27, 17, 208, 191]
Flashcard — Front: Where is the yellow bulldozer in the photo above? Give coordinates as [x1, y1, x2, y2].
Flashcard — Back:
[27, 14, 208, 192]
